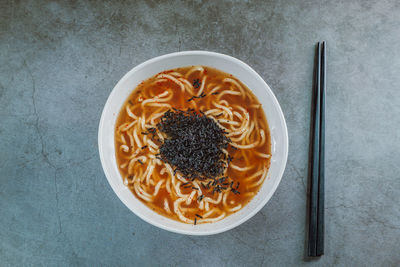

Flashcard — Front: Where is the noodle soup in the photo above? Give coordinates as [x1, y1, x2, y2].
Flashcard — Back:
[115, 66, 271, 224]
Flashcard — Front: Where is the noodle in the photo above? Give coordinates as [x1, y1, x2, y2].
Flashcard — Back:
[115, 66, 271, 224]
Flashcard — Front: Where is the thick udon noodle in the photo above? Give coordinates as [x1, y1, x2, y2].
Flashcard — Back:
[115, 66, 271, 224]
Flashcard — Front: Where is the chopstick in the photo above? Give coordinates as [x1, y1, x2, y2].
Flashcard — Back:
[317, 41, 326, 256]
[308, 41, 326, 257]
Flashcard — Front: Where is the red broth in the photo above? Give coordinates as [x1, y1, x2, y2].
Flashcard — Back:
[115, 66, 271, 224]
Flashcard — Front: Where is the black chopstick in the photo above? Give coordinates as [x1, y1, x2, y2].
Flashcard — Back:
[308, 42, 321, 257]
[308, 41, 326, 257]
[317, 41, 326, 256]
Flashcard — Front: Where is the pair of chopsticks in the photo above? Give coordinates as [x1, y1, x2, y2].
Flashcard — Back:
[308, 41, 326, 257]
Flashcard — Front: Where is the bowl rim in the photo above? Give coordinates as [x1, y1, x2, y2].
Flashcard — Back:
[98, 50, 288, 235]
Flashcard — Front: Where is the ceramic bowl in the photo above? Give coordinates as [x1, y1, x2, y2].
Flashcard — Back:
[98, 51, 288, 235]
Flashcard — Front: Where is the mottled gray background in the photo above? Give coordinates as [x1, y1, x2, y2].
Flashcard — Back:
[1, 0, 399, 266]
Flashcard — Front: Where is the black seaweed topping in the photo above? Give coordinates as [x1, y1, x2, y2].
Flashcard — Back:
[193, 79, 201, 89]
[218, 176, 227, 184]
[231, 188, 240, 195]
[231, 182, 240, 194]
[187, 93, 207, 102]
[157, 109, 231, 181]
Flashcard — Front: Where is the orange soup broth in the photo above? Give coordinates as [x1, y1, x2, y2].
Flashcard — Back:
[115, 66, 271, 222]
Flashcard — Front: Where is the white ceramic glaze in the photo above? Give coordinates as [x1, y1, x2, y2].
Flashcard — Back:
[98, 51, 288, 235]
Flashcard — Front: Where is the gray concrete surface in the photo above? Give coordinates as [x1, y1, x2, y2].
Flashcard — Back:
[1, 0, 399, 266]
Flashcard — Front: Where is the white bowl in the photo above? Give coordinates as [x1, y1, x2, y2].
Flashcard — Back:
[98, 51, 288, 235]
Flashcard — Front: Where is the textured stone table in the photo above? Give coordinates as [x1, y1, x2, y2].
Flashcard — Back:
[1, 1, 399, 266]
